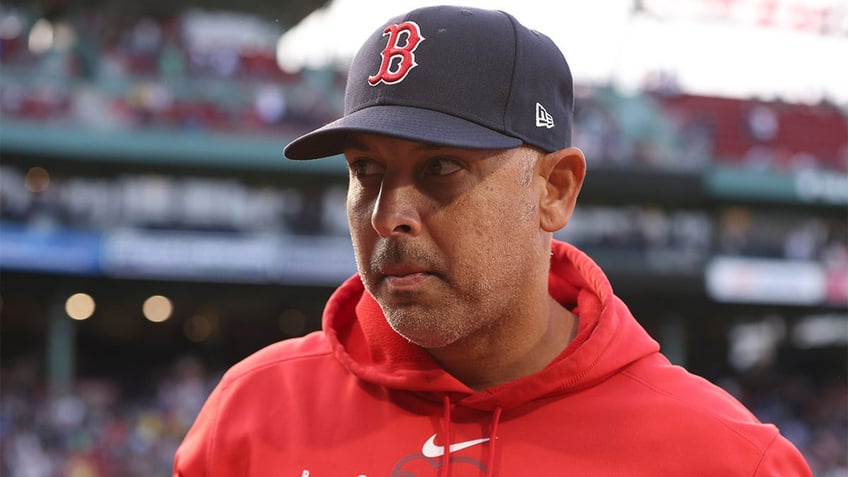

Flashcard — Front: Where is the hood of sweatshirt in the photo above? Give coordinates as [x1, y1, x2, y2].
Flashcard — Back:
[322, 239, 660, 411]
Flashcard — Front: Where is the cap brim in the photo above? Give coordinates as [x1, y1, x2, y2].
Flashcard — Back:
[283, 105, 523, 160]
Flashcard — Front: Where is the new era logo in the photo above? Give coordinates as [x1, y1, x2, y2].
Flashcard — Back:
[535, 102, 554, 129]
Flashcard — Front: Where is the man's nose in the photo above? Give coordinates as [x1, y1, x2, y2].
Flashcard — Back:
[371, 182, 422, 238]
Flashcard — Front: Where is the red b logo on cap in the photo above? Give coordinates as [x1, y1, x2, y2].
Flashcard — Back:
[368, 21, 425, 86]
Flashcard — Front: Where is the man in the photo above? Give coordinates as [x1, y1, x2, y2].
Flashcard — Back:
[174, 5, 811, 476]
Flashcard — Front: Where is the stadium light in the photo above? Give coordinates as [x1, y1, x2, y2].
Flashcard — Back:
[143, 295, 173, 323]
[24, 167, 50, 193]
[27, 18, 53, 54]
[184, 312, 219, 342]
[65, 293, 95, 320]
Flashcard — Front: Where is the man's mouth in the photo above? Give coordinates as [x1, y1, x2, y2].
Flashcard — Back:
[377, 264, 436, 292]
[384, 272, 432, 290]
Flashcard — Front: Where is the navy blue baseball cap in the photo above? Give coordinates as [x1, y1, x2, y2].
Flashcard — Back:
[283, 5, 574, 160]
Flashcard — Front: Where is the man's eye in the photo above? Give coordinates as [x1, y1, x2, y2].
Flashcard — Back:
[349, 159, 383, 177]
[425, 157, 462, 176]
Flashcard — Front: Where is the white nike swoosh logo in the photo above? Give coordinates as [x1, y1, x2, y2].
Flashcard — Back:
[421, 434, 490, 458]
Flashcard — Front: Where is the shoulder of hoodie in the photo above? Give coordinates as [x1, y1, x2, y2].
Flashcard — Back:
[217, 331, 334, 389]
[618, 353, 789, 454]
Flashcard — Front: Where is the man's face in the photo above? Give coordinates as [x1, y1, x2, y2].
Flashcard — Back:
[344, 133, 550, 349]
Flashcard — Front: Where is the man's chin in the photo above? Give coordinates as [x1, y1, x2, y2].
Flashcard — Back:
[392, 331, 461, 350]
[382, 308, 462, 349]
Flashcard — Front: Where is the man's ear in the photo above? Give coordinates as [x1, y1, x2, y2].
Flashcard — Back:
[536, 147, 586, 232]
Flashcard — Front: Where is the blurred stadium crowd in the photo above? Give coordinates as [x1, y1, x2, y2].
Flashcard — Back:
[0, 5, 845, 172]
[1, 356, 211, 476]
[0, 4, 846, 477]
[0, 6, 343, 140]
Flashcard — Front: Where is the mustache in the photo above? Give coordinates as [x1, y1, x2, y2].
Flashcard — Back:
[370, 239, 440, 272]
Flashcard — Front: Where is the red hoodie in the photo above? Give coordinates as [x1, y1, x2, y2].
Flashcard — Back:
[174, 240, 811, 476]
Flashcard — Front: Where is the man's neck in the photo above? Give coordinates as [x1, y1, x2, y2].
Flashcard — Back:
[428, 295, 578, 392]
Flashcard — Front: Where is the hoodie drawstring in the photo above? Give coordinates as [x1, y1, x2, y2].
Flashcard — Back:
[441, 395, 451, 477]
[439, 397, 503, 477]
[486, 406, 503, 477]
